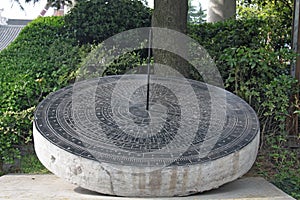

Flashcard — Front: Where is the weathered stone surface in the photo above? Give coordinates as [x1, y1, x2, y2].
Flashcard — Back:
[33, 75, 260, 197]
[34, 125, 259, 196]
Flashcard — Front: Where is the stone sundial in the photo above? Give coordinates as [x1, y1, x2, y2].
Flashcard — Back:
[33, 28, 260, 197]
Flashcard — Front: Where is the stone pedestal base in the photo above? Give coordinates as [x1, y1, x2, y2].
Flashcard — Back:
[33, 124, 259, 197]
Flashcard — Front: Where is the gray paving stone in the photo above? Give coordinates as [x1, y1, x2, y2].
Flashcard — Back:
[0, 175, 295, 200]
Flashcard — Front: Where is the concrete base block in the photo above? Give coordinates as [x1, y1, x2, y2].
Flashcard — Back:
[0, 175, 295, 200]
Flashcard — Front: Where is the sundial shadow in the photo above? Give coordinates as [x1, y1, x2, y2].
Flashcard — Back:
[74, 187, 112, 196]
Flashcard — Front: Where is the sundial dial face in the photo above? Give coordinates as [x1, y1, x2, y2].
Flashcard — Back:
[34, 75, 259, 167]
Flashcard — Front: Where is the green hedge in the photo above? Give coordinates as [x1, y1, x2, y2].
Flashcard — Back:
[189, 16, 298, 198]
[65, 0, 152, 44]
[188, 17, 296, 135]
[0, 17, 85, 163]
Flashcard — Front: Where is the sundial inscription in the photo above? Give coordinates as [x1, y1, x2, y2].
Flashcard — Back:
[34, 75, 259, 167]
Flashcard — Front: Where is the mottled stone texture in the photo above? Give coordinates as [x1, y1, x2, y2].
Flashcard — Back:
[33, 123, 259, 197]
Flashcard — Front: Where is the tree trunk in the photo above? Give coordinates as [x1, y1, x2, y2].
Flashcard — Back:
[0, 159, 3, 175]
[53, 0, 65, 16]
[53, 4, 65, 16]
[39, 2, 52, 16]
[207, 0, 236, 22]
[152, 0, 188, 33]
[151, 0, 190, 78]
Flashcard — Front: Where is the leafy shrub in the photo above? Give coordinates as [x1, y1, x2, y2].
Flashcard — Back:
[188, 17, 296, 134]
[219, 46, 296, 133]
[189, 12, 299, 199]
[0, 17, 85, 164]
[20, 154, 49, 174]
[188, 14, 291, 61]
[0, 107, 34, 163]
[188, 18, 265, 56]
[77, 43, 147, 80]
[273, 165, 300, 199]
[237, 0, 293, 41]
[65, 0, 152, 45]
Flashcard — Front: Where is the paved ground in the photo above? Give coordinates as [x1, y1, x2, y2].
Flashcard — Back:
[0, 174, 295, 200]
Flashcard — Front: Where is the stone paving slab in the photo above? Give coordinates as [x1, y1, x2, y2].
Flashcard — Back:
[0, 174, 295, 200]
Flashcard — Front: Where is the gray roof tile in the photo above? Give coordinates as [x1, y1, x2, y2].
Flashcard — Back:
[0, 25, 25, 51]
[7, 19, 32, 26]
[0, 19, 32, 51]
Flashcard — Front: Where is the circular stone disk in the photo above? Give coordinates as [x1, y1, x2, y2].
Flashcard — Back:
[33, 75, 260, 197]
